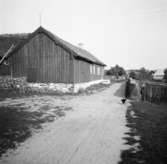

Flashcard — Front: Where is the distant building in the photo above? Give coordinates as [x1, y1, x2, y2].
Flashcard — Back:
[0, 27, 106, 86]
[153, 69, 164, 81]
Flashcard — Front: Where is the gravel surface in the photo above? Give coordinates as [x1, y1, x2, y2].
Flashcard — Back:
[0, 83, 130, 164]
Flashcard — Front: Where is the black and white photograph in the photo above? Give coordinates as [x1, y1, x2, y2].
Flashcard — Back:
[0, 0, 167, 163]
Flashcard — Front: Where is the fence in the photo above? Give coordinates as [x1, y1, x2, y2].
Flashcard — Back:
[141, 82, 167, 104]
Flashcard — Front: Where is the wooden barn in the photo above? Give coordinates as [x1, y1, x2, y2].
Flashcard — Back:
[0, 27, 106, 86]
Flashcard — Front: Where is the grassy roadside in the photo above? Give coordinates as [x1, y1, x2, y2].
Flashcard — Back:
[119, 101, 167, 164]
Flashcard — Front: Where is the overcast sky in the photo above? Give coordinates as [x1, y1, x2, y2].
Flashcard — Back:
[0, 0, 167, 70]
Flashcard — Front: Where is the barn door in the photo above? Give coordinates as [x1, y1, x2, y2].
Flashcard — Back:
[27, 67, 37, 82]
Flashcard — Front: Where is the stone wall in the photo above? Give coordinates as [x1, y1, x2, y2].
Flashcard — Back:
[0, 76, 110, 98]
[0, 76, 28, 91]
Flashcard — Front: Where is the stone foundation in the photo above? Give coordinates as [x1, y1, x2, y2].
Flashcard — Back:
[73, 79, 110, 93]
[28, 79, 110, 93]
[0, 76, 110, 95]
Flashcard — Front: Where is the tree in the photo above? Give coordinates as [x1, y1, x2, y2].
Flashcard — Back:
[138, 67, 153, 80]
[163, 68, 167, 83]
[129, 71, 137, 79]
[116, 65, 126, 76]
[105, 65, 126, 79]
[139, 67, 147, 80]
[105, 67, 115, 76]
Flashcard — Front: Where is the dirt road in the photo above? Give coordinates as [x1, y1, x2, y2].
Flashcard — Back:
[0, 83, 130, 164]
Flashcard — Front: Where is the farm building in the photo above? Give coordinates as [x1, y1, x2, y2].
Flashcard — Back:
[153, 69, 164, 81]
[0, 26, 106, 92]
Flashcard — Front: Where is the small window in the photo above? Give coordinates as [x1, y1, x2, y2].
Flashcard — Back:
[90, 65, 93, 74]
[93, 65, 96, 75]
[97, 67, 100, 75]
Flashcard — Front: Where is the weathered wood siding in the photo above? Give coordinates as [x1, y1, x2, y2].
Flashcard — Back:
[142, 82, 167, 103]
[10, 33, 73, 83]
[0, 64, 10, 76]
[9, 32, 104, 83]
[74, 58, 104, 83]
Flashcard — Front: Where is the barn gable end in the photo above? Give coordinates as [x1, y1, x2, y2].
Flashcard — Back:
[10, 32, 73, 83]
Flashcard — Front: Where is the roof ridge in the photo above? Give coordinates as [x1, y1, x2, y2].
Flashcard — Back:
[2, 26, 106, 66]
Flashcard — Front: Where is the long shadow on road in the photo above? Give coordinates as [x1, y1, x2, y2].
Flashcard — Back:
[0, 105, 72, 158]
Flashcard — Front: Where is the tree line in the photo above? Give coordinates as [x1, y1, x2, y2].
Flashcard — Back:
[105, 65, 167, 82]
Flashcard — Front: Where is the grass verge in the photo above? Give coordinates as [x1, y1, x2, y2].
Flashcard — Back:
[119, 101, 167, 164]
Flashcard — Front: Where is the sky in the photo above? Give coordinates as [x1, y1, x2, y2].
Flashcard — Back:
[0, 0, 167, 70]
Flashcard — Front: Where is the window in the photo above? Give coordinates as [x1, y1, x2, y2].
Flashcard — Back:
[97, 67, 100, 75]
[90, 65, 93, 74]
[90, 65, 99, 75]
[93, 65, 96, 75]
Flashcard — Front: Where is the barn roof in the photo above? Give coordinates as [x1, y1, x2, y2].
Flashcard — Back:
[40, 27, 106, 66]
[0, 26, 106, 66]
[0, 33, 30, 57]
